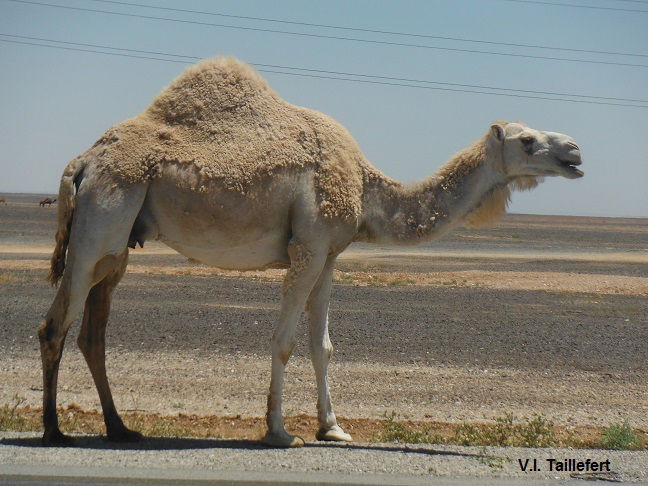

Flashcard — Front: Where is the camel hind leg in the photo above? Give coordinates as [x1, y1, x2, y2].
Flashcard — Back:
[39, 181, 147, 445]
[77, 250, 142, 442]
[39, 266, 95, 445]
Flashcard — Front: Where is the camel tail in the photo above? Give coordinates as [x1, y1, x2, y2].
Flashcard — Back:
[48, 158, 86, 286]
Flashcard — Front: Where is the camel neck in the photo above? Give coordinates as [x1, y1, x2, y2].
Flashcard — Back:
[356, 141, 507, 245]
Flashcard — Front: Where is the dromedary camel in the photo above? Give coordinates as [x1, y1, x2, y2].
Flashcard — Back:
[39, 197, 57, 207]
[39, 57, 583, 447]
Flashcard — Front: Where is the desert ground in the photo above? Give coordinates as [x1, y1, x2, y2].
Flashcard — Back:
[0, 192, 646, 436]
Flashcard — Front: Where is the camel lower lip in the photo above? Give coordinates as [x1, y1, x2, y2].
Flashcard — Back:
[567, 167, 584, 177]
[558, 159, 583, 177]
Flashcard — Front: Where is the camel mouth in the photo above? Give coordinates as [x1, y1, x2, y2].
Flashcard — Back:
[558, 159, 584, 178]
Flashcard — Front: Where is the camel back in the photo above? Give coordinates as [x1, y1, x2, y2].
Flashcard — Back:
[89, 57, 368, 220]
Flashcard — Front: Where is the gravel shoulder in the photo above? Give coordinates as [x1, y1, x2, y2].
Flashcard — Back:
[1, 431, 646, 483]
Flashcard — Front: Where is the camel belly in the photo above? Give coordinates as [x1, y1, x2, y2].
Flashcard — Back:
[153, 211, 292, 270]
[140, 179, 295, 270]
[163, 235, 291, 270]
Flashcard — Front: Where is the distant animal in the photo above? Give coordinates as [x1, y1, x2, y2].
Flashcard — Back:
[39, 57, 584, 448]
[39, 198, 56, 207]
[0, 198, 6, 205]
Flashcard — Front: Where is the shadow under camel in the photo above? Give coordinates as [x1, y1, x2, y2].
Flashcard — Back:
[1, 434, 480, 458]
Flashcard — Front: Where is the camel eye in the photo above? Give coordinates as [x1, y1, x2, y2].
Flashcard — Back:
[520, 136, 535, 154]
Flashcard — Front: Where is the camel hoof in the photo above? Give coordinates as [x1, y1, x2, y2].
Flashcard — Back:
[261, 431, 305, 448]
[42, 429, 75, 447]
[107, 428, 144, 443]
[316, 425, 353, 442]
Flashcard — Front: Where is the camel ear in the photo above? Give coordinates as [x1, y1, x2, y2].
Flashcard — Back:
[490, 124, 505, 141]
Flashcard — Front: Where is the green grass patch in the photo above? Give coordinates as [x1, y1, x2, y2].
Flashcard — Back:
[455, 413, 555, 447]
[600, 422, 644, 450]
[376, 412, 585, 448]
[376, 412, 445, 444]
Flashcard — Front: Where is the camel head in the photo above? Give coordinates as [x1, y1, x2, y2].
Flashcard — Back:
[490, 121, 584, 180]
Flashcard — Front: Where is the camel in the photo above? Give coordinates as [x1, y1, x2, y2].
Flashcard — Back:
[39, 198, 57, 207]
[39, 57, 583, 448]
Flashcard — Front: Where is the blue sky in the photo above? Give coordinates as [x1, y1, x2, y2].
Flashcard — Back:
[1, 0, 647, 217]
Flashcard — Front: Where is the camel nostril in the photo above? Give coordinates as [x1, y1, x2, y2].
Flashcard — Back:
[567, 141, 580, 151]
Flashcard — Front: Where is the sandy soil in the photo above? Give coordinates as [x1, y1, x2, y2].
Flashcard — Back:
[0, 194, 646, 435]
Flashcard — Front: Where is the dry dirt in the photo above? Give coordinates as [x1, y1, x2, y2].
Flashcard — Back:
[0, 194, 646, 439]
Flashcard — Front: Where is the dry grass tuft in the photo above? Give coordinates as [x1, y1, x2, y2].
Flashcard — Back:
[0, 272, 22, 285]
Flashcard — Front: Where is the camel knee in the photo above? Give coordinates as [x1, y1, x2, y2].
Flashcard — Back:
[324, 341, 333, 361]
[272, 333, 296, 365]
[38, 318, 64, 349]
[38, 320, 70, 367]
[313, 340, 333, 362]
[275, 342, 296, 365]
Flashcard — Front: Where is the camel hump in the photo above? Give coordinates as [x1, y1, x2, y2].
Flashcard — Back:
[81, 56, 371, 221]
[145, 57, 277, 127]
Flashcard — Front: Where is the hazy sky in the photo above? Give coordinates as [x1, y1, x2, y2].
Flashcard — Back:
[1, 0, 647, 217]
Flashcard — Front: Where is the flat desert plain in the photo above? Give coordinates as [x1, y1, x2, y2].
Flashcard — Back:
[0, 193, 646, 437]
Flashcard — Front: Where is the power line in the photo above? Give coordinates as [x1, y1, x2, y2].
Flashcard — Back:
[499, 0, 648, 12]
[6, 0, 648, 69]
[0, 37, 189, 63]
[2, 33, 646, 104]
[0, 33, 199, 60]
[1, 36, 647, 109]
[85, 0, 648, 59]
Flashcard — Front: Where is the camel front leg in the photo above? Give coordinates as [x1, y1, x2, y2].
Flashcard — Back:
[307, 256, 352, 442]
[263, 241, 327, 448]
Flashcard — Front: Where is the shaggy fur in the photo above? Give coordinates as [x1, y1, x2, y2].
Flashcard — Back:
[463, 175, 541, 228]
[89, 57, 366, 220]
[355, 132, 528, 242]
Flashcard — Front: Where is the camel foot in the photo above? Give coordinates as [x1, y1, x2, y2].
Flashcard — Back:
[42, 429, 75, 447]
[107, 427, 144, 443]
[316, 425, 353, 442]
[261, 431, 305, 448]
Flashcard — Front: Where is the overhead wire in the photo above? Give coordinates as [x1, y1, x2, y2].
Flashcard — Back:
[84, 0, 648, 59]
[1, 33, 646, 104]
[498, 0, 648, 12]
[5, 0, 648, 69]
[1, 35, 647, 109]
